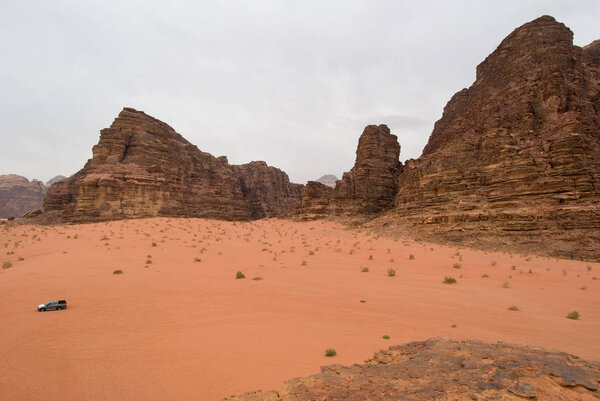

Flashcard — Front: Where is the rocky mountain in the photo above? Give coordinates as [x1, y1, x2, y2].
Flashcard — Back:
[293, 16, 600, 260]
[315, 174, 338, 188]
[0, 175, 47, 218]
[43, 108, 303, 222]
[225, 338, 600, 401]
[46, 175, 67, 186]
[291, 125, 401, 219]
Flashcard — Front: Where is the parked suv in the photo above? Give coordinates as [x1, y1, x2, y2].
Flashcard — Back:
[38, 300, 67, 311]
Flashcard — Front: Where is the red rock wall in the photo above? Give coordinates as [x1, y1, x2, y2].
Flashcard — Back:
[44, 108, 302, 222]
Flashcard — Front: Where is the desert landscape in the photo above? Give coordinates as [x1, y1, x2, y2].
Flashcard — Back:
[1, 218, 599, 400]
[1, 5, 600, 401]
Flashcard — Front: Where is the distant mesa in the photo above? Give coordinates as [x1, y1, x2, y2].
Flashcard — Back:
[314, 174, 338, 188]
[43, 108, 303, 222]
[293, 15, 600, 261]
[0, 174, 46, 219]
[46, 175, 67, 186]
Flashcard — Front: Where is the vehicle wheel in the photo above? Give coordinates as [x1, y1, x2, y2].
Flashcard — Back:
[40, 308, 45, 312]
[57, 307, 62, 310]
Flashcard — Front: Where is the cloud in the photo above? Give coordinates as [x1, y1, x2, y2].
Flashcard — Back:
[1, 1, 598, 184]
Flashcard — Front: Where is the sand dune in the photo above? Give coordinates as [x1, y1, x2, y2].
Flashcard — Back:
[1, 218, 598, 400]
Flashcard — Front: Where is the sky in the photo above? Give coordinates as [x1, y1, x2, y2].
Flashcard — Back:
[1, 1, 599, 185]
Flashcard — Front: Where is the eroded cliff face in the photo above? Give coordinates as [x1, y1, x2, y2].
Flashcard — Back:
[0, 175, 46, 218]
[291, 124, 401, 219]
[388, 16, 600, 260]
[44, 108, 302, 222]
[293, 16, 600, 260]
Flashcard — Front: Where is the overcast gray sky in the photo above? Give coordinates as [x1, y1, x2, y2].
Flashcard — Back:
[1, 1, 599, 185]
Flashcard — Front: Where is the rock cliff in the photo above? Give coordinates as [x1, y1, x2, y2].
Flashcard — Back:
[291, 124, 401, 219]
[225, 338, 600, 401]
[43, 108, 302, 222]
[389, 15, 600, 260]
[293, 16, 600, 260]
[0, 175, 46, 218]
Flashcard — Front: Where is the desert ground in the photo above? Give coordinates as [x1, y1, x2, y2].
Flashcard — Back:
[1, 217, 598, 401]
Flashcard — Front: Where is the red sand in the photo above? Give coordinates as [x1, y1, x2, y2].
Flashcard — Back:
[1, 217, 598, 401]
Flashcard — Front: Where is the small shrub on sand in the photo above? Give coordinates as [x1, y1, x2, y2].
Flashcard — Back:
[491, 261, 497, 266]
[502, 281, 511, 288]
[359, 300, 366, 303]
[194, 257, 201, 262]
[252, 277, 263, 281]
[387, 268, 396, 277]
[382, 335, 390, 340]
[369, 255, 373, 260]
[324, 348, 337, 357]
[508, 305, 519, 311]
[453, 263, 462, 269]
[151, 242, 157, 247]
[145, 258, 152, 264]
[301, 260, 307, 266]
[409, 254, 415, 260]
[481, 273, 489, 278]
[113, 269, 123, 274]
[2, 261, 12, 269]
[236, 271, 246, 279]
[18, 257, 24, 261]
[587, 265, 592, 272]
[443, 276, 457, 284]
[361, 267, 369, 272]
[567, 311, 580, 320]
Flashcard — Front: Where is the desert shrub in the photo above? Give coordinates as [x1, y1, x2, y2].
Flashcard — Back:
[301, 260, 307, 266]
[443, 276, 457, 284]
[567, 311, 580, 320]
[2, 261, 12, 269]
[453, 263, 462, 269]
[451, 324, 457, 328]
[387, 268, 396, 277]
[587, 265, 592, 272]
[252, 277, 263, 281]
[18, 257, 24, 261]
[481, 274, 489, 278]
[409, 254, 415, 260]
[194, 257, 201, 262]
[369, 255, 373, 260]
[324, 348, 337, 357]
[151, 242, 157, 247]
[236, 271, 246, 279]
[113, 269, 123, 274]
[382, 335, 390, 340]
[502, 281, 511, 288]
[491, 261, 497, 266]
[508, 305, 519, 311]
[361, 267, 369, 272]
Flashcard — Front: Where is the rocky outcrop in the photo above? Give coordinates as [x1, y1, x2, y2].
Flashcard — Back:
[388, 16, 600, 260]
[293, 16, 600, 260]
[43, 108, 302, 222]
[315, 174, 338, 188]
[0, 175, 46, 218]
[291, 125, 401, 219]
[225, 338, 600, 401]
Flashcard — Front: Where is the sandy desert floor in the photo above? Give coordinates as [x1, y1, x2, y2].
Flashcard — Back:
[0, 217, 598, 401]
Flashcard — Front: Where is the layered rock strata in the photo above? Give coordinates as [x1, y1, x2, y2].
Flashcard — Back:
[225, 338, 600, 401]
[44, 108, 302, 222]
[389, 15, 600, 260]
[293, 16, 600, 260]
[0, 175, 46, 218]
[291, 124, 401, 219]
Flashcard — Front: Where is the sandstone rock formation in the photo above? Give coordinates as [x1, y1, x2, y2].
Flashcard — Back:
[315, 174, 338, 188]
[291, 125, 401, 219]
[44, 108, 302, 222]
[293, 16, 600, 260]
[388, 15, 600, 260]
[225, 338, 600, 401]
[0, 175, 46, 218]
